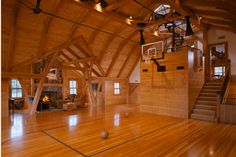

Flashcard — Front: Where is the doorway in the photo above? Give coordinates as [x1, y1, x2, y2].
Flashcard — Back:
[208, 42, 228, 80]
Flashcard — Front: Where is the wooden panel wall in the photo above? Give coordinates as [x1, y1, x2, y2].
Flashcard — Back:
[140, 49, 189, 118]
[1, 79, 9, 118]
[128, 83, 140, 104]
[227, 82, 236, 98]
[104, 78, 128, 105]
[220, 104, 236, 124]
[63, 69, 84, 99]
[188, 50, 204, 114]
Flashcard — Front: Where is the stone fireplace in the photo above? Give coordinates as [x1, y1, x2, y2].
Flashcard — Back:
[38, 86, 63, 111]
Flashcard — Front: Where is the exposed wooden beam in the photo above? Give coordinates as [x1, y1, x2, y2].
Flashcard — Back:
[66, 47, 81, 59]
[105, 0, 128, 12]
[73, 36, 94, 56]
[38, 0, 62, 57]
[2, 72, 43, 79]
[94, 61, 105, 77]
[182, 0, 236, 17]
[106, 31, 138, 76]
[63, 57, 96, 65]
[117, 44, 139, 77]
[98, 26, 126, 63]
[5, 1, 20, 72]
[71, 0, 137, 29]
[201, 18, 236, 28]
[60, 51, 72, 61]
[73, 43, 90, 58]
[10, 57, 38, 72]
[88, 18, 110, 44]
[192, 9, 236, 20]
[68, 9, 89, 40]
[62, 65, 83, 71]
[30, 54, 57, 114]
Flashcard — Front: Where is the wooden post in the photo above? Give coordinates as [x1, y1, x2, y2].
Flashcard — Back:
[203, 30, 209, 81]
[216, 92, 221, 123]
[30, 54, 57, 115]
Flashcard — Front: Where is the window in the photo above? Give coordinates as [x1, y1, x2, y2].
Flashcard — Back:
[11, 79, 22, 98]
[114, 82, 120, 95]
[69, 80, 77, 94]
[214, 66, 225, 77]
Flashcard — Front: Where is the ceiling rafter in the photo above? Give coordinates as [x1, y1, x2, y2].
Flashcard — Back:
[192, 9, 236, 20]
[106, 31, 138, 76]
[88, 17, 110, 44]
[202, 18, 236, 28]
[38, 0, 62, 58]
[117, 44, 139, 77]
[6, 1, 20, 72]
[182, 0, 236, 19]
[98, 25, 126, 64]
[68, 9, 90, 40]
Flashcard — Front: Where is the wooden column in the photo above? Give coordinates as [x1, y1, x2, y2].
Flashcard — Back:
[203, 30, 209, 81]
[30, 54, 57, 115]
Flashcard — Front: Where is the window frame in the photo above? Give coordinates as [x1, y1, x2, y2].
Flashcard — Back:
[11, 79, 23, 98]
[114, 82, 121, 95]
[69, 80, 77, 95]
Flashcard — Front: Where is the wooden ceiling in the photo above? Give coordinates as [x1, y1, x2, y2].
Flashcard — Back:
[2, 0, 236, 78]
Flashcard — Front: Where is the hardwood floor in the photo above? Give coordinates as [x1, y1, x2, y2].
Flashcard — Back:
[1, 104, 236, 157]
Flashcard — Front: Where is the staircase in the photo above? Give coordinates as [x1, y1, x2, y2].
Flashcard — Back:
[191, 80, 222, 122]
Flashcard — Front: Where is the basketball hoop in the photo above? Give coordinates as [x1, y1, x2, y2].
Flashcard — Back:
[143, 54, 151, 64]
[141, 41, 164, 62]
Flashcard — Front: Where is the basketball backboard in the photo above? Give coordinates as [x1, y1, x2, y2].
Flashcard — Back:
[141, 41, 164, 61]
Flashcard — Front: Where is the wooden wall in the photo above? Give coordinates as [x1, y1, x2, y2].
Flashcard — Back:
[1, 79, 9, 118]
[128, 83, 140, 104]
[188, 49, 205, 114]
[220, 104, 236, 124]
[140, 49, 189, 118]
[226, 82, 236, 98]
[62, 69, 84, 99]
[104, 78, 128, 105]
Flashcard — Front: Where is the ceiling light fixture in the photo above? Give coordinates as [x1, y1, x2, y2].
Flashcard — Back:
[99, 0, 107, 8]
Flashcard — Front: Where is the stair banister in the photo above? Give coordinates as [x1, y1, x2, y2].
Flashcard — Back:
[216, 60, 231, 122]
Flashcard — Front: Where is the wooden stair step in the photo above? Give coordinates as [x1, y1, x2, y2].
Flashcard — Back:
[196, 100, 218, 105]
[195, 104, 216, 111]
[198, 96, 217, 101]
[199, 93, 218, 97]
[191, 113, 215, 122]
[203, 86, 220, 89]
[201, 89, 219, 93]
[193, 109, 216, 115]
[205, 82, 222, 86]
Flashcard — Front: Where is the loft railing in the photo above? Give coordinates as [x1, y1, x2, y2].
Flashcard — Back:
[222, 98, 236, 105]
[216, 60, 231, 122]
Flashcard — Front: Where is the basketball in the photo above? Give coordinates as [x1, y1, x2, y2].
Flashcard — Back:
[100, 130, 109, 139]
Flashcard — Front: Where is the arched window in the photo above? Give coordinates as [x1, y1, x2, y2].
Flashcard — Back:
[11, 79, 22, 98]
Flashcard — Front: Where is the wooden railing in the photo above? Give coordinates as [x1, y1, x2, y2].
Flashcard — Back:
[222, 98, 236, 105]
[216, 60, 231, 122]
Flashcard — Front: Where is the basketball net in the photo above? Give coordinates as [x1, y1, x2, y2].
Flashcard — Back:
[143, 55, 151, 64]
